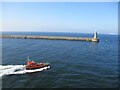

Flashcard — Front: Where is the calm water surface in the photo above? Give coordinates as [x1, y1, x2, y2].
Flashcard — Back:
[1, 32, 118, 88]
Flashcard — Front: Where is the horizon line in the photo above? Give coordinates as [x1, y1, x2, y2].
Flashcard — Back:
[1, 31, 118, 35]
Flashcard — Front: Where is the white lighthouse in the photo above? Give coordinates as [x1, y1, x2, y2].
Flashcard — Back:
[92, 32, 99, 42]
[93, 32, 97, 39]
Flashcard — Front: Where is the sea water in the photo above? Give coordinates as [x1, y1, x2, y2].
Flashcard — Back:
[1, 32, 118, 88]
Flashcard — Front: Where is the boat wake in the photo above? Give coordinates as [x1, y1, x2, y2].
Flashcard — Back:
[0, 65, 50, 77]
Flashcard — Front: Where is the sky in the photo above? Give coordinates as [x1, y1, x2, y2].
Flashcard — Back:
[1, 2, 118, 34]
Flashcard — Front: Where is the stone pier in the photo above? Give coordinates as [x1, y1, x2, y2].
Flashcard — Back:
[0, 32, 99, 42]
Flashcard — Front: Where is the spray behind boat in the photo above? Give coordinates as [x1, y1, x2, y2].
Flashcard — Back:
[0, 57, 50, 77]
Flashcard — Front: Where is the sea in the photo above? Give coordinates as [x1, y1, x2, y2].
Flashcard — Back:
[0, 32, 118, 88]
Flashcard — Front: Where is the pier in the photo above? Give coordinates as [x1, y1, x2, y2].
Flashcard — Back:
[0, 32, 99, 42]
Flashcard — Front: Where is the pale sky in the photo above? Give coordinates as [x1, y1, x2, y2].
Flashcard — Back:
[1, 2, 118, 34]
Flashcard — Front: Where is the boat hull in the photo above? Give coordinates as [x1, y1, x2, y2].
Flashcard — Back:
[26, 63, 49, 70]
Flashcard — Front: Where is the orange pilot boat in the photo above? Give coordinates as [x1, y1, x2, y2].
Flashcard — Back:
[25, 57, 50, 70]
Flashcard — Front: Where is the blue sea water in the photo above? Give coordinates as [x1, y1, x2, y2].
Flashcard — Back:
[1, 32, 118, 88]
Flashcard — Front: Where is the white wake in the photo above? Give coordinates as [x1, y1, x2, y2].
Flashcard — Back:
[0, 65, 50, 77]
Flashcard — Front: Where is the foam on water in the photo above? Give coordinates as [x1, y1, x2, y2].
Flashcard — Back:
[0, 65, 50, 77]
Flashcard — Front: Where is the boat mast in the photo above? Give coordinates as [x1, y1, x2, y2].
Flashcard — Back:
[27, 56, 30, 61]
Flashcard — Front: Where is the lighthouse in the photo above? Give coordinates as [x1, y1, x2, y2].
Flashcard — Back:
[93, 32, 97, 39]
[92, 32, 99, 42]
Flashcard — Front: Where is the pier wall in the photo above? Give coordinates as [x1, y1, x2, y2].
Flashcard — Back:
[0, 35, 99, 42]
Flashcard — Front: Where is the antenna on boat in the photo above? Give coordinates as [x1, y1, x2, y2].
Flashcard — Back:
[27, 56, 30, 61]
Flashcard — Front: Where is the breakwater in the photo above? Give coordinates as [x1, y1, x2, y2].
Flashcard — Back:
[0, 34, 99, 42]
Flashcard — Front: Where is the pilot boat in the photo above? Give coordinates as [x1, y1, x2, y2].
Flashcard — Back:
[25, 57, 50, 70]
